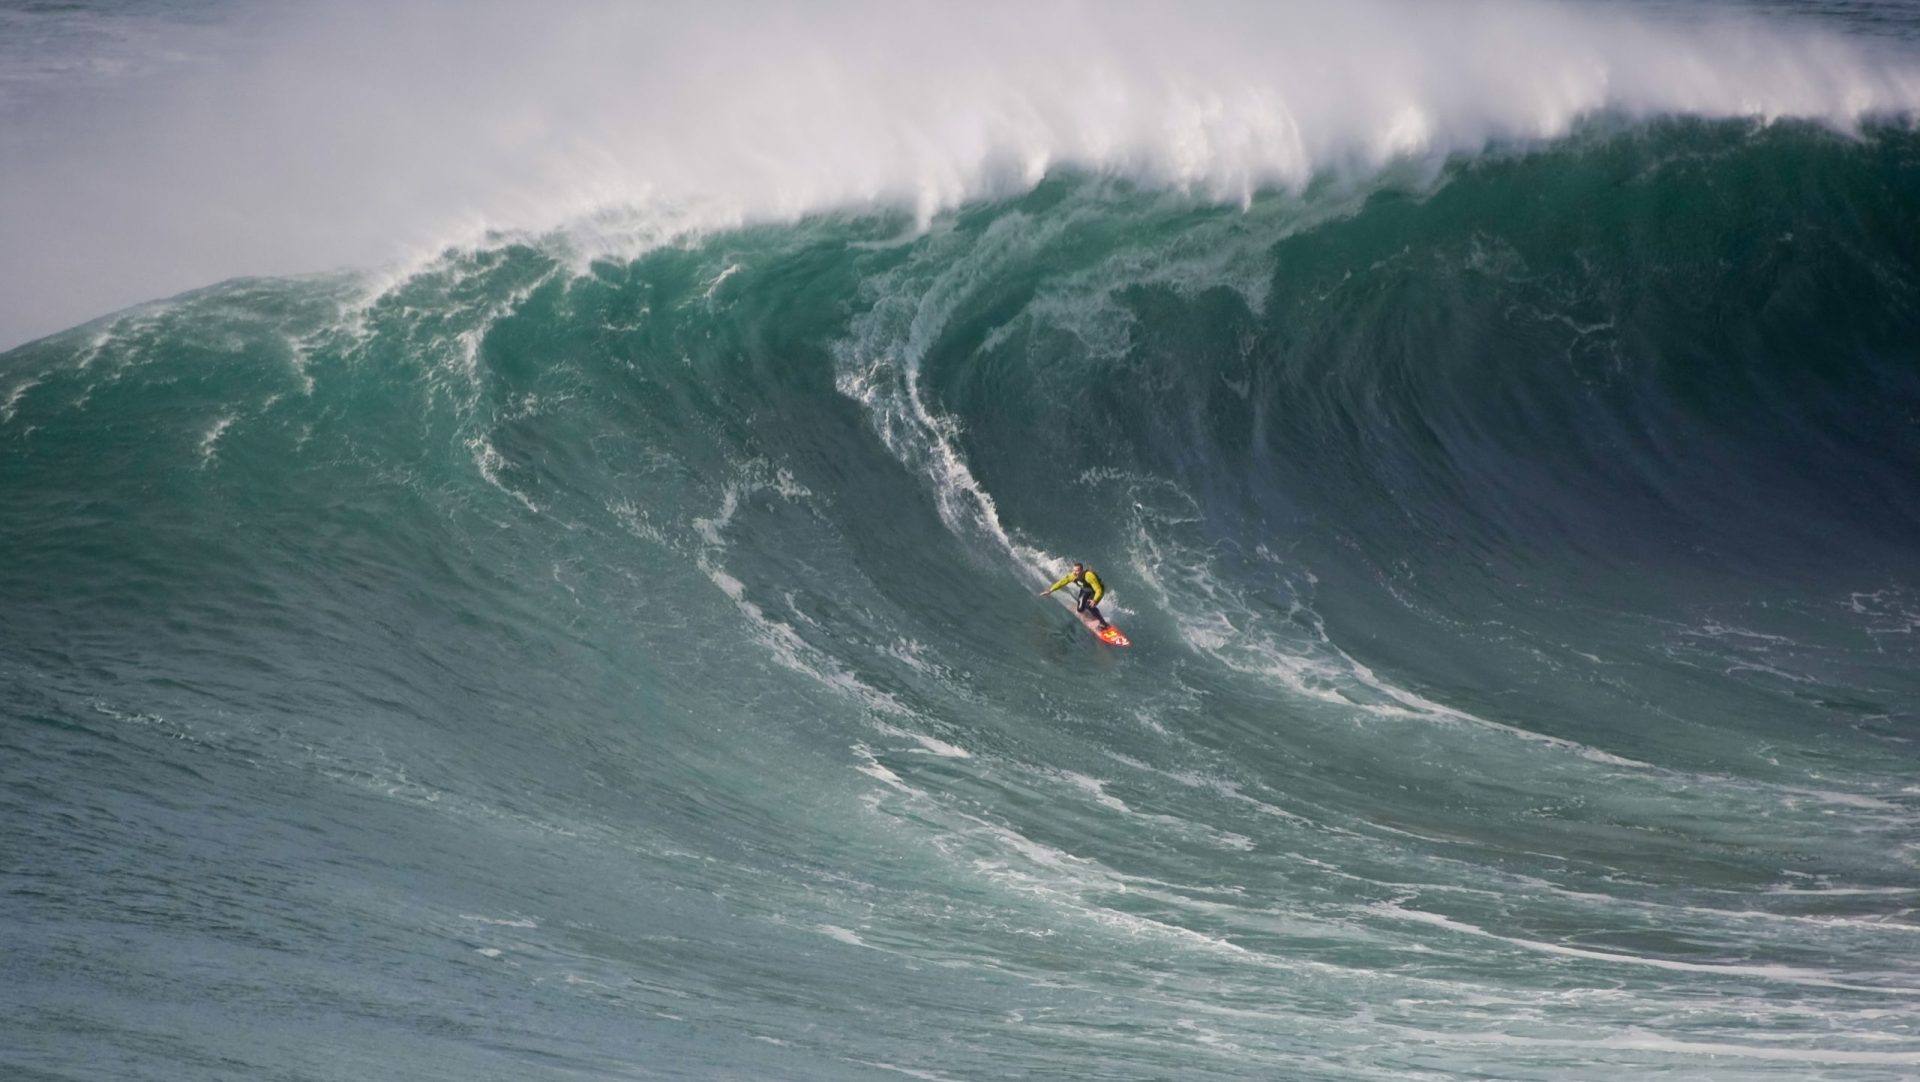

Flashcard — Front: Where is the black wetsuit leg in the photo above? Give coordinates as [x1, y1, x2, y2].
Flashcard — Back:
[1077, 586, 1104, 625]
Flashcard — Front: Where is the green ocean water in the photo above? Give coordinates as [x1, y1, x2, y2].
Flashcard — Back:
[5, 5, 1920, 1081]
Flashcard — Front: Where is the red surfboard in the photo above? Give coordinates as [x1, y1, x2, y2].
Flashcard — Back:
[1070, 605, 1131, 647]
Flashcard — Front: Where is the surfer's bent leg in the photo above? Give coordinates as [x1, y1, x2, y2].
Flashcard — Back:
[1076, 588, 1106, 626]
[1074, 588, 1104, 627]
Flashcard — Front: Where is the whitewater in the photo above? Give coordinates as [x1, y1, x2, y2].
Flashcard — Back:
[4, 2, 1920, 1080]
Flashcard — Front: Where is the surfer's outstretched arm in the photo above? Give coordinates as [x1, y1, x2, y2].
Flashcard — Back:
[1041, 573, 1073, 595]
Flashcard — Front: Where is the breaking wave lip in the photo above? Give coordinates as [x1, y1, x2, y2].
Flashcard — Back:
[11, 0, 1920, 348]
[396, 0, 1920, 294]
[346, 0, 1920, 225]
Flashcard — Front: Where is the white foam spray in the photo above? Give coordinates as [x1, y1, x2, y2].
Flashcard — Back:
[5, 0, 1920, 347]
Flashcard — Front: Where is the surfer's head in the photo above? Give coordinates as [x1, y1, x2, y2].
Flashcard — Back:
[1071, 562, 1084, 573]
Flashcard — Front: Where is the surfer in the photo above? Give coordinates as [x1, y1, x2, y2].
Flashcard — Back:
[1042, 562, 1109, 630]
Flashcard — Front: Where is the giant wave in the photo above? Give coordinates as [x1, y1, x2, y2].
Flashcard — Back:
[4, 3, 1920, 1081]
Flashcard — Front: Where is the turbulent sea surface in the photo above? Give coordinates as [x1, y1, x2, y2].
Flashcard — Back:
[5, 2, 1920, 1080]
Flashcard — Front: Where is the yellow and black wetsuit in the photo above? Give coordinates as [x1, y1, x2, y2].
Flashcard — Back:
[1044, 567, 1106, 625]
